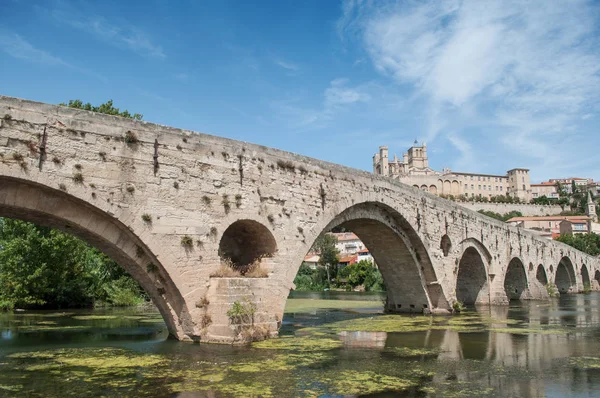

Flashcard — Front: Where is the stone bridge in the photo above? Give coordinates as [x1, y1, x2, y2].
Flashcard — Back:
[1, 96, 599, 343]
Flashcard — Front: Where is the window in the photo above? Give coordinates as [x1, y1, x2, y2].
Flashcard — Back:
[500, 186, 503, 191]
[471, 184, 474, 189]
[522, 177, 525, 183]
[488, 177, 491, 181]
[478, 185, 481, 189]
[478, 176, 480, 181]
[523, 184, 526, 190]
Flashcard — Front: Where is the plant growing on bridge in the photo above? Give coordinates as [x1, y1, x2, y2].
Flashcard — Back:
[141, 214, 152, 224]
[181, 235, 193, 248]
[72, 172, 84, 184]
[452, 300, 465, 313]
[60, 99, 143, 120]
[173, 181, 179, 189]
[124, 131, 139, 144]
[546, 282, 559, 298]
[222, 194, 231, 214]
[202, 195, 212, 206]
[235, 194, 242, 208]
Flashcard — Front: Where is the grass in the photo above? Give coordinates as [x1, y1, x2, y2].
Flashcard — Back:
[141, 213, 152, 223]
[72, 172, 84, 184]
[124, 131, 139, 144]
[210, 266, 242, 277]
[181, 235, 193, 248]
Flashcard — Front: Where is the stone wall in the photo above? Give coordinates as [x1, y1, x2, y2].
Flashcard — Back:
[457, 202, 563, 216]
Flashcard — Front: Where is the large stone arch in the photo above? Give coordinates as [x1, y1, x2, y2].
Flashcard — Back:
[429, 185, 438, 195]
[504, 257, 530, 300]
[536, 264, 548, 285]
[455, 246, 489, 306]
[0, 177, 192, 340]
[287, 201, 448, 314]
[555, 256, 576, 294]
[581, 264, 590, 290]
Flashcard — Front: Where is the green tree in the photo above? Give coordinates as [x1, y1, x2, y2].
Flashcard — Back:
[0, 219, 145, 310]
[312, 234, 340, 286]
[60, 99, 143, 120]
[555, 233, 600, 256]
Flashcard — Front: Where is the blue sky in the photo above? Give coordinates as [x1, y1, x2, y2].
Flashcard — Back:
[1, 0, 599, 183]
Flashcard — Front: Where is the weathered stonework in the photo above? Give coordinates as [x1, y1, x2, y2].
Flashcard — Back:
[1, 96, 599, 343]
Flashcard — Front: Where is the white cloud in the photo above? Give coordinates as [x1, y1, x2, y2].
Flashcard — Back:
[275, 59, 299, 72]
[45, 5, 165, 58]
[340, 0, 600, 179]
[0, 33, 70, 66]
[324, 78, 370, 109]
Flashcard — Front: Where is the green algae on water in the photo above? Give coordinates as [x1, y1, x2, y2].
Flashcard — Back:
[329, 370, 417, 395]
[569, 357, 600, 369]
[252, 335, 342, 351]
[71, 315, 118, 321]
[386, 346, 441, 357]
[285, 298, 382, 313]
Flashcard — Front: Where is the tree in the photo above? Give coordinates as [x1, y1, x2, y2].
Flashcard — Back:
[60, 99, 143, 120]
[0, 219, 145, 310]
[312, 234, 340, 286]
[555, 233, 600, 257]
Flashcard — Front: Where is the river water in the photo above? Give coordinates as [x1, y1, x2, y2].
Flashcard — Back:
[2, 292, 600, 397]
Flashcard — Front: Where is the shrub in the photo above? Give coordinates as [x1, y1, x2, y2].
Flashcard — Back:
[3, 114, 12, 120]
[141, 213, 152, 223]
[210, 265, 242, 277]
[235, 194, 242, 208]
[222, 194, 231, 214]
[124, 130, 139, 144]
[126, 185, 135, 193]
[452, 301, 465, 313]
[74, 163, 82, 170]
[72, 172, 84, 184]
[181, 235, 193, 248]
[173, 181, 179, 189]
[202, 195, 212, 206]
[201, 314, 212, 328]
[99, 151, 107, 161]
[276, 159, 295, 172]
[52, 156, 62, 165]
[546, 282, 559, 298]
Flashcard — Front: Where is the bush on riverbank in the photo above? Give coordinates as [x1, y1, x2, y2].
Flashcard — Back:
[0, 218, 147, 310]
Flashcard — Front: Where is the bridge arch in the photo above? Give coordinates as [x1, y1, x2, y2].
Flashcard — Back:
[289, 201, 448, 313]
[536, 264, 548, 285]
[581, 264, 590, 290]
[455, 245, 489, 306]
[504, 257, 529, 300]
[555, 256, 576, 294]
[0, 177, 191, 339]
[218, 219, 276, 272]
[595, 270, 600, 285]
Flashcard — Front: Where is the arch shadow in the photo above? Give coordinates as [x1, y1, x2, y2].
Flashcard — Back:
[0, 176, 191, 339]
[536, 264, 548, 285]
[504, 258, 529, 300]
[555, 256, 576, 294]
[456, 247, 489, 306]
[581, 264, 590, 290]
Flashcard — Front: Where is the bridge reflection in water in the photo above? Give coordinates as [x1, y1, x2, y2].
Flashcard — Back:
[334, 296, 600, 397]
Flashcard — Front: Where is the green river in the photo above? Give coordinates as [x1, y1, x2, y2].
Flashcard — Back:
[2, 291, 600, 397]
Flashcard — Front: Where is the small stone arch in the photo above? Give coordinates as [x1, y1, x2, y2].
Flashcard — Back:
[429, 185, 438, 195]
[456, 247, 489, 305]
[440, 234, 452, 257]
[581, 264, 590, 290]
[218, 219, 277, 272]
[504, 257, 529, 300]
[555, 256, 576, 293]
[536, 264, 548, 285]
[420, 184, 428, 191]
[413, 184, 420, 189]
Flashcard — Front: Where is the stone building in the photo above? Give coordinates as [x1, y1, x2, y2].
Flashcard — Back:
[373, 143, 532, 201]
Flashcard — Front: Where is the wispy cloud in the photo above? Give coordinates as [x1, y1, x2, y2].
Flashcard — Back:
[0, 32, 106, 81]
[0, 33, 70, 66]
[43, 5, 165, 58]
[339, 0, 600, 179]
[275, 59, 299, 72]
